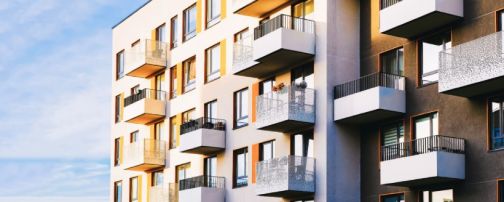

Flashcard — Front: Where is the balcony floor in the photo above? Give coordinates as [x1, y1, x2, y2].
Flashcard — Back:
[125, 163, 165, 172]
[127, 63, 166, 78]
[440, 76, 504, 98]
[336, 109, 404, 124]
[383, 11, 461, 38]
[126, 113, 165, 125]
[258, 190, 314, 199]
[257, 119, 314, 133]
[235, 49, 313, 78]
[385, 176, 463, 188]
[180, 146, 225, 155]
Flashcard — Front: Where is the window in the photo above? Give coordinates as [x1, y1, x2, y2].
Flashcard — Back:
[490, 96, 504, 150]
[259, 78, 275, 95]
[204, 156, 217, 176]
[421, 189, 453, 202]
[152, 170, 164, 187]
[156, 24, 166, 42]
[176, 163, 191, 181]
[129, 177, 139, 202]
[234, 28, 249, 42]
[155, 73, 166, 94]
[131, 85, 140, 95]
[169, 116, 178, 149]
[205, 44, 221, 82]
[183, 4, 197, 41]
[499, 180, 504, 202]
[131, 39, 140, 48]
[381, 48, 404, 76]
[498, 10, 504, 31]
[381, 122, 405, 160]
[205, 100, 217, 119]
[260, 140, 275, 161]
[154, 121, 166, 141]
[116, 51, 124, 80]
[130, 131, 138, 143]
[292, 0, 314, 18]
[381, 193, 404, 202]
[234, 88, 249, 128]
[291, 132, 314, 157]
[414, 112, 439, 139]
[182, 109, 195, 123]
[420, 31, 451, 85]
[170, 16, 178, 49]
[291, 63, 314, 89]
[233, 147, 248, 188]
[114, 138, 120, 166]
[183, 57, 196, 92]
[206, 0, 221, 28]
[114, 181, 122, 202]
[115, 94, 121, 123]
[170, 66, 177, 99]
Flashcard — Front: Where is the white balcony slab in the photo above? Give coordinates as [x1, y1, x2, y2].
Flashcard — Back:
[179, 187, 225, 202]
[124, 98, 165, 124]
[179, 129, 225, 154]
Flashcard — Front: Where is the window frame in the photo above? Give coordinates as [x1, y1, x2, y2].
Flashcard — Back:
[204, 155, 217, 177]
[169, 116, 178, 149]
[379, 192, 405, 202]
[488, 96, 504, 151]
[182, 56, 196, 93]
[115, 94, 121, 123]
[418, 31, 451, 87]
[206, 0, 221, 28]
[114, 138, 120, 166]
[151, 170, 164, 187]
[419, 189, 454, 202]
[259, 140, 276, 161]
[498, 179, 504, 202]
[183, 4, 197, 42]
[498, 10, 504, 32]
[259, 78, 276, 95]
[170, 66, 178, 99]
[155, 23, 166, 42]
[170, 16, 178, 49]
[129, 177, 139, 202]
[233, 88, 249, 129]
[116, 50, 125, 80]
[412, 112, 439, 140]
[233, 147, 248, 188]
[379, 47, 404, 76]
[205, 43, 221, 83]
[114, 181, 122, 202]
[234, 28, 249, 42]
[182, 108, 196, 124]
[205, 100, 218, 119]
[130, 131, 139, 143]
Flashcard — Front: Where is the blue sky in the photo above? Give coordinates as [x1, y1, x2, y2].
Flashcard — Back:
[0, 0, 146, 201]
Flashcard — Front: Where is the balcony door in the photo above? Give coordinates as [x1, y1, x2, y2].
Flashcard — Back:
[381, 48, 404, 76]
[291, 63, 314, 89]
[291, 132, 314, 157]
[155, 73, 165, 99]
[204, 156, 217, 187]
[154, 121, 167, 142]
[413, 112, 439, 154]
[176, 163, 191, 182]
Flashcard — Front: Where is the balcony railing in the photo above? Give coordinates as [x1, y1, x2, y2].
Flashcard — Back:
[334, 72, 405, 99]
[381, 0, 402, 9]
[180, 117, 226, 135]
[254, 14, 315, 40]
[125, 39, 168, 69]
[256, 155, 315, 196]
[179, 176, 225, 191]
[233, 35, 254, 72]
[124, 89, 166, 107]
[381, 136, 465, 161]
[125, 139, 166, 169]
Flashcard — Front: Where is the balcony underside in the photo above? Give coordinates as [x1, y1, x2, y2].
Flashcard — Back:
[257, 119, 314, 133]
[336, 109, 404, 124]
[440, 76, 504, 98]
[180, 146, 224, 155]
[382, 12, 460, 39]
[385, 176, 463, 188]
[258, 190, 314, 199]
[127, 63, 166, 78]
[125, 113, 165, 125]
[234, 49, 313, 78]
[234, 0, 289, 18]
[125, 163, 165, 172]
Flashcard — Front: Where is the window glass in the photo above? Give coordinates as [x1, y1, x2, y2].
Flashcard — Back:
[176, 163, 191, 181]
[170, 66, 177, 99]
[499, 181, 504, 202]
[291, 63, 314, 89]
[381, 194, 405, 202]
[205, 156, 217, 176]
[182, 109, 195, 123]
[414, 113, 438, 139]
[422, 189, 453, 202]
[152, 171, 164, 187]
[499, 10, 504, 32]
[234, 28, 249, 42]
[421, 32, 451, 85]
[170, 116, 178, 149]
[234, 148, 248, 187]
[130, 177, 138, 202]
[114, 138, 120, 166]
[183, 57, 196, 92]
[205, 100, 217, 119]
[114, 181, 122, 202]
[382, 123, 404, 146]
[156, 24, 166, 42]
[130, 131, 138, 143]
[292, 132, 314, 157]
[206, 0, 221, 27]
[260, 140, 275, 161]
[260, 79, 276, 95]
[206, 44, 220, 82]
[184, 5, 197, 41]
[234, 88, 249, 128]
[490, 97, 504, 150]
[155, 121, 167, 141]
[115, 95, 121, 123]
[116, 51, 124, 79]
[381, 48, 404, 76]
[171, 16, 178, 48]
[292, 0, 314, 18]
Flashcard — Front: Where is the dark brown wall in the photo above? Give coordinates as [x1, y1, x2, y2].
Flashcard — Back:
[359, 0, 504, 201]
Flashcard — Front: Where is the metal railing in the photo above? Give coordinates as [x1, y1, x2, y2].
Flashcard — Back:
[232, 35, 254, 72]
[334, 72, 405, 99]
[180, 117, 226, 135]
[125, 39, 168, 69]
[125, 139, 166, 166]
[179, 176, 225, 191]
[254, 14, 315, 40]
[381, 135, 465, 161]
[124, 88, 167, 107]
[256, 155, 315, 194]
[256, 85, 315, 127]
[381, 0, 402, 9]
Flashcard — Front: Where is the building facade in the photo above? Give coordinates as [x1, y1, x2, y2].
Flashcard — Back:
[111, 0, 504, 201]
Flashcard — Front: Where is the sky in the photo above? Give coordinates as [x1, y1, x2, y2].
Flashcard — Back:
[0, 0, 147, 201]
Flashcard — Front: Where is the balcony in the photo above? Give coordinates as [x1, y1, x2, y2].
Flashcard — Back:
[380, 136, 465, 187]
[124, 89, 166, 125]
[125, 39, 168, 78]
[256, 85, 315, 133]
[124, 139, 166, 171]
[233, 15, 315, 78]
[179, 117, 226, 155]
[439, 31, 504, 97]
[232, 0, 290, 17]
[379, 0, 463, 38]
[150, 183, 179, 202]
[256, 156, 315, 198]
[179, 176, 225, 202]
[333, 73, 406, 124]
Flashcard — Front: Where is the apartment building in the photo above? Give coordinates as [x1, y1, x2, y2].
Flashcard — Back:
[111, 0, 504, 202]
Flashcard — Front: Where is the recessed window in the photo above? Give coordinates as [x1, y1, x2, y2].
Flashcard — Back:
[129, 177, 139, 202]
[176, 163, 191, 181]
[490, 96, 504, 150]
[414, 112, 439, 139]
[183, 57, 196, 93]
[234, 88, 249, 128]
[154, 121, 166, 141]
[259, 78, 275, 95]
[498, 10, 504, 31]
[114, 138, 120, 166]
[381, 48, 404, 76]
[114, 181, 122, 202]
[381, 122, 405, 160]
[204, 156, 217, 176]
[233, 147, 248, 188]
[170, 16, 178, 49]
[259, 140, 275, 161]
[381, 193, 404, 202]
[206, 0, 221, 28]
[205, 100, 217, 119]
[155, 24, 166, 42]
[499, 180, 504, 202]
[291, 132, 314, 157]
[116, 50, 124, 80]
[205, 44, 221, 82]
[420, 31, 451, 86]
[420, 189, 453, 202]
[183, 4, 197, 41]
[115, 94, 121, 123]
[130, 131, 138, 143]
[152, 170, 164, 187]
[169, 116, 178, 149]
[291, 63, 314, 89]
[170, 66, 177, 99]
